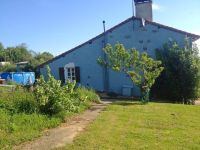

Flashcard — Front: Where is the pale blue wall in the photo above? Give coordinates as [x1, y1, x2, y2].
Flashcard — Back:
[40, 18, 191, 96]
[40, 36, 105, 91]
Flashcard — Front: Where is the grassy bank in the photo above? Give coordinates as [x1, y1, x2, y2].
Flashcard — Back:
[0, 86, 100, 149]
[0, 110, 61, 149]
[63, 101, 200, 150]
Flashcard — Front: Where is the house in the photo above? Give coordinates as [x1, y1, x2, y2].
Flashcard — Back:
[37, 0, 200, 96]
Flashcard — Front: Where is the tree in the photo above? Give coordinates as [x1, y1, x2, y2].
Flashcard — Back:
[0, 64, 16, 72]
[0, 42, 54, 72]
[4, 44, 32, 63]
[26, 52, 54, 72]
[0, 42, 3, 51]
[0, 42, 5, 61]
[152, 41, 200, 103]
[97, 43, 164, 103]
[34, 52, 54, 64]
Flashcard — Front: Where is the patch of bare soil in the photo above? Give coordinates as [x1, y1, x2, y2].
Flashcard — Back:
[195, 100, 200, 105]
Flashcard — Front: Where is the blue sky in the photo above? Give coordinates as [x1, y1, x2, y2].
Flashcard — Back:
[0, 0, 200, 56]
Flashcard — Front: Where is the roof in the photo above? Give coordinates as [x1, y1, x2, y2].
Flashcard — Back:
[16, 61, 29, 65]
[37, 16, 200, 69]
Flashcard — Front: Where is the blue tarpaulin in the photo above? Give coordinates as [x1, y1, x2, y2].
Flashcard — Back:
[0, 72, 35, 85]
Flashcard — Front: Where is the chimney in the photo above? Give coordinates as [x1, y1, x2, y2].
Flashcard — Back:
[134, 0, 153, 21]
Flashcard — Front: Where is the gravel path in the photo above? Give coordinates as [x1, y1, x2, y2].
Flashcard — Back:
[14, 101, 111, 150]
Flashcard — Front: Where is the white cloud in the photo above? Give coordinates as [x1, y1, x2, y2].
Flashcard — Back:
[152, 4, 161, 11]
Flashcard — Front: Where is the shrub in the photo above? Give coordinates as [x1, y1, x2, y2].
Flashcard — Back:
[34, 66, 101, 116]
[0, 90, 38, 114]
[152, 40, 200, 103]
[0, 64, 16, 72]
[0, 95, 15, 112]
[34, 66, 79, 116]
[75, 87, 100, 103]
[13, 93, 38, 114]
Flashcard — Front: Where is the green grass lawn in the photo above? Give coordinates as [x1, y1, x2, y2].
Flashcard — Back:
[0, 84, 99, 149]
[0, 109, 61, 149]
[63, 101, 200, 150]
[0, 102, 91, 150]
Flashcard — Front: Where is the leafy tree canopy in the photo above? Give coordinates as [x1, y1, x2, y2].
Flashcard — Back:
[0, 42, 54, 72]
[0, 42, 4, 51]
[98, 43, 164, 103]
[152, 40, 200, 103]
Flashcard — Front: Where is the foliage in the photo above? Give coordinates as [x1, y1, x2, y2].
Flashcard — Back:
[0, 109, 61, 149]
[34, 52, 53, 65]
[0, 66, 100, 116]
[13, 94, 38, 114]
[0, 42, 53, 72]
[75, 87, 101, 103]
[98, 43, 164, 103]
[0, 63, 16, 72]
[34, 66, 99, 115]
[0, 42, 4, 51]
[34, 66, 78, 116]
[0, 89, 38, 114]
[25, 52, 54, 72]
[64, 101, 200, 150]
[4, 44, 32, 63]
[0, 42, 5, 61]
[152, 40, 200, 103]
[34, 66, 100, 116]
[6, 80, 18, 85]
[0, 67, 100, 149]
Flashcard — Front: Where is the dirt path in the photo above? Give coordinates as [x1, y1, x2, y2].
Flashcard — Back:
[14, 101, 111, 150]
[195, 100, 200, 105]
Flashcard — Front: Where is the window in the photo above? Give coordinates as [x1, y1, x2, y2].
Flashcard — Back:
[64, 63, 80, 83]
[66, 67, 76, 81]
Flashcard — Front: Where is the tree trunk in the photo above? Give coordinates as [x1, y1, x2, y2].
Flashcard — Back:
[140, 86, 150, 104]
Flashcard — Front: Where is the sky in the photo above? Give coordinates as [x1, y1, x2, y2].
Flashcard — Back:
[0, 0, 200, 56]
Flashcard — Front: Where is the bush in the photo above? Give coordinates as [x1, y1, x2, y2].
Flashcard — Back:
[14, 94, 38, 114]
[34, 66, 101, 116]
[0, 90, 38, 114]
[34, 66, 79, 116]
[152, 40, 200, 103]
[75, 87, 100, 103]
[0, 64, 16, 72]
[0, 66, 101, 148]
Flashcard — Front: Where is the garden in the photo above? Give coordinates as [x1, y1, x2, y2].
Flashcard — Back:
[0, 66, 100, 149]
[1, 40, 200, 149]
